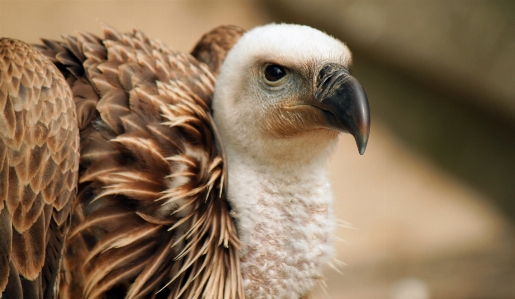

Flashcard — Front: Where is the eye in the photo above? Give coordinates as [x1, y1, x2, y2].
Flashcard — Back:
[264, 64, 287, 83]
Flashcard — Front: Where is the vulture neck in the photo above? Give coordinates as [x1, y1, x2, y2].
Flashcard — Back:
[225, 143, 337, 298]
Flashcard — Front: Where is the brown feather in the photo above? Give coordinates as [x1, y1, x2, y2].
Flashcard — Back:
[32, 24, 245, 298]
[190, 25, 246, 76]
[1, 38, 79, 298]
[0, 207, 12, 293]
[2, 23, 245, 298]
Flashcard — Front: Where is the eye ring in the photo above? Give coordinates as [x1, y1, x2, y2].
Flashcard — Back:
[263, 64, 288, 85]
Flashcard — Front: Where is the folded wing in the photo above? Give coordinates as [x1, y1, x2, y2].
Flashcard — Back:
[34, 24, 245, 299]
[0, 38, 79, 299]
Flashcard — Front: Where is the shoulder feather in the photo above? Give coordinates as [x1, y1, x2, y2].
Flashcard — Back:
[36, 24, 243, 299]
[191, 25, 246, 76]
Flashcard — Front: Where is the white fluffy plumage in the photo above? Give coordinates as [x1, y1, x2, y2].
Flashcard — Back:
[213, 24, 353, 298]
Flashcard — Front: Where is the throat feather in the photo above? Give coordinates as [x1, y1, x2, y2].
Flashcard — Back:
[227, 162, 335, 298]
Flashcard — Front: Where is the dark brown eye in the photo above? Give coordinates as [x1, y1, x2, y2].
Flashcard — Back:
[264, 64, 287, 82]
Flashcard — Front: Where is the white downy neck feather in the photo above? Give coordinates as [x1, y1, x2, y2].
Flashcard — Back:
[212, 23, 352, 298]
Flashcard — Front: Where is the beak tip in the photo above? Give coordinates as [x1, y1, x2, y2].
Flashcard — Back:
[314, 64, 371, 155]
[357, 136, 368, 155]
[354, 113, 370, 155]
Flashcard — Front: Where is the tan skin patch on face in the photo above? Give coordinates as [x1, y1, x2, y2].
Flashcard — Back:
[263, 105, 323, 137]
[250, 58, 340, 139]
[260, 93, 336, 138]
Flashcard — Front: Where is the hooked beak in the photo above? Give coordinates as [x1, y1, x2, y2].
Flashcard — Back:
[313, 63, 370, 155]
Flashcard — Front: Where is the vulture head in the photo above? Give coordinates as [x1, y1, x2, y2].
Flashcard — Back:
[213, 24, 370, 167]
[212, 24, 370, 297]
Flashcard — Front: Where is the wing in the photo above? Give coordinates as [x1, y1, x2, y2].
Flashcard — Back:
[191, 25, 246, 76]
[37, 24, 243, 299]
[0, 39, 79, 298]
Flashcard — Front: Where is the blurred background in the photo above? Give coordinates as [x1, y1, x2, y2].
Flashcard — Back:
[1, 1, 514, 298]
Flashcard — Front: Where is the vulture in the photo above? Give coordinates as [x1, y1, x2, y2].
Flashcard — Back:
[0, 23, 370, 299]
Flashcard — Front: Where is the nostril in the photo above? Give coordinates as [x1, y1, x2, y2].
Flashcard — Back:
[314, 75, 333, 100]
[319, 73, 333, 91]
[315, 64, 350, 101]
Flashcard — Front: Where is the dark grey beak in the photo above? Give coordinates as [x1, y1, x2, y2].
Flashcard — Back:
[313, 63, 370, 155]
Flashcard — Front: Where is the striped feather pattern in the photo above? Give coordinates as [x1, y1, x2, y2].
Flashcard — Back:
[35, 24, 245, 299]
[0, 38, 80, 299]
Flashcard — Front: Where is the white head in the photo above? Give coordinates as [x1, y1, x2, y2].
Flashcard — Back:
[212, 23, 369, 168]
